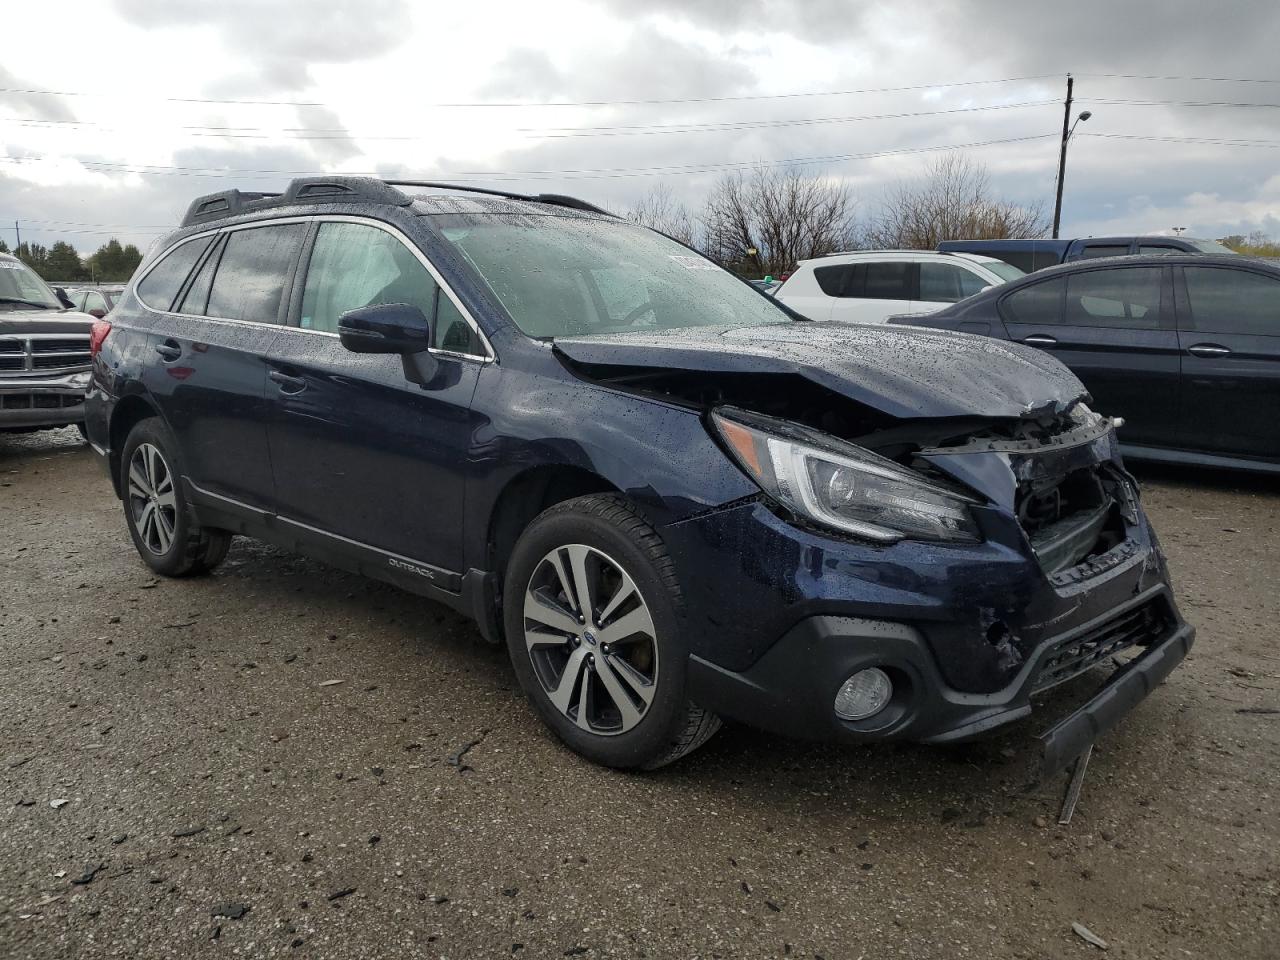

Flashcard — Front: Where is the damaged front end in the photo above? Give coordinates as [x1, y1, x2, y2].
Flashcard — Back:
[553, 326, 1194, 773]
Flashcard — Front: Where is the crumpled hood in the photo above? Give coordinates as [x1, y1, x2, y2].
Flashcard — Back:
[553, 322, 1088, 421]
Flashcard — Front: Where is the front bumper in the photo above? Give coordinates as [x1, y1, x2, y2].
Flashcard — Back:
[663, 425, 1194, 773]
[0, 371, 90, 429]
[686, 586, 1193, 777]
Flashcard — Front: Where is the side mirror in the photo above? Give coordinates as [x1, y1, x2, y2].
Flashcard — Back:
[88, 308, 107, 319]
[338, 302, 432, 354]
[54, 287, 75, 309]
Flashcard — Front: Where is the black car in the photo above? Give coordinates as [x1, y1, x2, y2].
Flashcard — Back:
[891, 254, 1280, 474]
[84, 177, 1193, 773]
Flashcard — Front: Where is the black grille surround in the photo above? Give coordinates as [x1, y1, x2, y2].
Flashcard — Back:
[1031, 599, 1169, 694]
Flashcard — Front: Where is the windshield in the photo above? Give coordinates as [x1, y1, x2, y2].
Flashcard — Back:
[433, 214, 793, 338]
[1188, 238, 1238, 255]
[982, 260, 1027, 283]
[0, 258, 60, 310]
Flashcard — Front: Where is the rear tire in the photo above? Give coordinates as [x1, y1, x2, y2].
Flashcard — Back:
[503, 494, 720, 770]
[119, 418, 231, 577]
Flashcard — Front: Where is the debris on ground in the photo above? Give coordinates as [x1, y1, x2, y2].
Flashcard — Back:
[1072, 922, 1109, 950]
[211, 903, 250, 920]
[70, 863, 105, 885]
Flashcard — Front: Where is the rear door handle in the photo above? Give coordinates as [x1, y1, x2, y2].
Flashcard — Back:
[268, 368, 307, 393]
[154, 339, 182, 361]
[1187, 343, 1231, 358]
[1022, 334, 1058, 347]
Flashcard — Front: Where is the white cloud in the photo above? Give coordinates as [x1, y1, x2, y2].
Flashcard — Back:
[2, 0, 1278, 253]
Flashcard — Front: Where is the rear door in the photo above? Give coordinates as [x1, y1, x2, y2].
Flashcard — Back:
[1175, 264, 1280, 460]
[140, 222, 306, 510]
[1000, 265, 1181, 446]
[263, 218, 488, 577]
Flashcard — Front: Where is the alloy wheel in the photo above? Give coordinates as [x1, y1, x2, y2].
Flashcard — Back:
[128, 442, 178, 556]
[523, 544, 659, 735]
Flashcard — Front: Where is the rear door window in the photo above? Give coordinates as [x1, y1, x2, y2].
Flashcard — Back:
[1138, 244, 1181, 255]
[1000, 277, 1065, 324]
[1182, 267, 1280, 335]
[206, 224, 306, 325]
[919, 263, 990, 303]
[136, 236, 214, 312]
[1064, 267, 1163, 329]
[861, 262, 913, 300]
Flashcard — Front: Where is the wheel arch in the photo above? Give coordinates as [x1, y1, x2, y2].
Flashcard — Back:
[107, 393, 163, 498]
[485, 464, 621, 586]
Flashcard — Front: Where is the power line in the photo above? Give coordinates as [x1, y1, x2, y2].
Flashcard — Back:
[1, 100, 1059, 141]
[1079, 132, 1280, 147]
[0, 74, 1062, 110]
[1081, 73, 1280, 85]
[1081, 98, 1280, 109]
[0, 133, 1059, 188]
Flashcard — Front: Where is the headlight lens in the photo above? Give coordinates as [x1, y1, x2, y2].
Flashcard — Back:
[711, 407, 980, 543]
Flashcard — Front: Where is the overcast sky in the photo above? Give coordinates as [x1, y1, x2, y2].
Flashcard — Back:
[2, 0, 1278, 254]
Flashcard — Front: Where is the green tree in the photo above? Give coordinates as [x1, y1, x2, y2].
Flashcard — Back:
[86, 237, 143, 281]
[45, 241, 88, 282]
[16, 242, 49, 275]
[0, 239, 9, 254]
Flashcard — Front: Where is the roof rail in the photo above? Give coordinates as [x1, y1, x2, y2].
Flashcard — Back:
[179, 176, 613, 229]
[180, 177, 414, 228]
[180, 189, 281, 227]
[384, 180, 615, 217]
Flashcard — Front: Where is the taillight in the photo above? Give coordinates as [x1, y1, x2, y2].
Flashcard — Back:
[89, 319, 112, 358]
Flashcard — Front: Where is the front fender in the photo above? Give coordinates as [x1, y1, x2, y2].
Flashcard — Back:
[463, 356, 756, 569]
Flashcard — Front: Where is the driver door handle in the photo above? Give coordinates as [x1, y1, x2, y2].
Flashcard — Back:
[154, 339, 182, 361]
[269, 369, 307, 393]
[1022, 334, 1058, 347]
[1187, 343, 1231, 358]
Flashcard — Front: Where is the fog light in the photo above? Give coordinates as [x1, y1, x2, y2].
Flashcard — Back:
[834, 668, 893, 721]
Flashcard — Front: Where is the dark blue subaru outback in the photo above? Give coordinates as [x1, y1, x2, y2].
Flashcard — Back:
[85, 177, 1194, 772]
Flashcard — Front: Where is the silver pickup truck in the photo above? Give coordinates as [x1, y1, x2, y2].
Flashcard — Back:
[0, 253, 96, 436]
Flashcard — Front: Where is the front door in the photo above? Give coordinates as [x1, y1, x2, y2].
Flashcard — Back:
[1000, 265, 1181, 447]
[1175, 264, 1280, 461]
[264, 219, 489, 577]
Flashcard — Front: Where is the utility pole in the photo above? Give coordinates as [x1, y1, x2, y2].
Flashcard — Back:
[1052, 74, 1074, 240]
[14, 220, 21, 251]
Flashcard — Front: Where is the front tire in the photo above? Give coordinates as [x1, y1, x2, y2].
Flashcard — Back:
[503, 495, 720, 769]
[119, 418, 231, 577]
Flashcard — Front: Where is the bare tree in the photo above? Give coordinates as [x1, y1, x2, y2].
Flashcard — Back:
[862, 153, 1047, 249]
[699, 167, 857, 276]
[626, 184, 698, 246]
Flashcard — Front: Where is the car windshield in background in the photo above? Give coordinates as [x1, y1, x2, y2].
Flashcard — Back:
[0, 259, 60, 310]
[434, 214, 793, 338]
[983, 261, 1027, 283]
[1188, 238, 1239, 255]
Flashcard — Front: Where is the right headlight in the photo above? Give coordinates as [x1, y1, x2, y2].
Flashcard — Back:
[711, 407, 981, 544]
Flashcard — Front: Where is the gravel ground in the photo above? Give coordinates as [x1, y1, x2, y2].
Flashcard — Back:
[1, 428, 1277, 959]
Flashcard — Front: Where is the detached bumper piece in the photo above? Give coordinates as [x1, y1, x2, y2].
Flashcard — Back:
[1038, 621, 1194, 779]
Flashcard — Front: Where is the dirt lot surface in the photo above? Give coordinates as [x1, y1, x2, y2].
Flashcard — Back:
[1, 428, 1276, 959]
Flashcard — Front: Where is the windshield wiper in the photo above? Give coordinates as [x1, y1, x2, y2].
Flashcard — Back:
[0, 296, 55, 309]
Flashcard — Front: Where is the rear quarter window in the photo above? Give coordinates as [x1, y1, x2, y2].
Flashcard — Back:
[1001, 276, 1065, 324]
[813, 265, 850, 297]
[137, 236, 214, 312]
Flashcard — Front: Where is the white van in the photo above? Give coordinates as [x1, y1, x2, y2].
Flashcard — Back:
[774, 250, 1024, 323]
